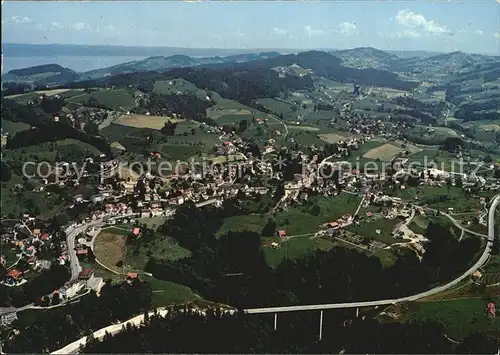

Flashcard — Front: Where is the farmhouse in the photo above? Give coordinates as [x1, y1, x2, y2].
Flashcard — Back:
[79, 268, 94, 280]
[132, 227, 142, 237]
[328, 221, 340, 229]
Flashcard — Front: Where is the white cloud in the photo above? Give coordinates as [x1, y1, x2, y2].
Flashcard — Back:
[395, 9, 451, 35]
[73, 22, 86, 31]
[475, 29, 483, 36]
[397, 29, 421, 38]
[51, 22, 64, 29]
[73, 22, 97, 33]
[338, 22, 357, 36]
[272, 27, 287, 35]
[378, 29, 421, 39]
[304, 25, 324, 36]
[104, 24, 119, 34]
[11, 16, 33, 24]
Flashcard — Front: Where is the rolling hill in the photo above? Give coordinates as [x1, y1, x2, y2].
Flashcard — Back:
[390, 51, 499, 74]
[2, 64, 79, 88]
[79, 52, 282, 80]
[330, 47, 399, 70]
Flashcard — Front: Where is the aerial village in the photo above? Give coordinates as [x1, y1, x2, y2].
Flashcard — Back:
[2, 112, 500, 319]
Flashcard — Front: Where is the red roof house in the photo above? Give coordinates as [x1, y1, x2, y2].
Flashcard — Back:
[40, 233, 50, 241]
[366, 212, 373, 217]
[7, 269, 22, 280]
[487, 303, 496, 316]
[278, 230, 286, 238]
[79, 268, 94, 280]
[132, 227, 141, 237]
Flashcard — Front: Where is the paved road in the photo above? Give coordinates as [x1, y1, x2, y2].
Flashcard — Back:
[398, 200, 489, 239]
[441, 211, 489, 239]
[488, 195, 500, 242]
[245, 194, 499, 314]
[51, 308, 228, 354]
[268, 114, 288, 138]
[51, 308, 171, 354]
[0, 304, 33, 316]
[66, 220, 106, 281]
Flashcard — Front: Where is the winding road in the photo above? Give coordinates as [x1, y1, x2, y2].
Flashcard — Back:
[66, 221, 106, 281]
[268, 114, 288, 138]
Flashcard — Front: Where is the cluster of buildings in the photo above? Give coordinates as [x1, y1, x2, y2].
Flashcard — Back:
[59, 267, 103, 300]
[1, 219, 62, 287]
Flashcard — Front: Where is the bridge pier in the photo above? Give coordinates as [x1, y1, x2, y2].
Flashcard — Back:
[356, 307, 359, 318]
[274, 313, 278, 331]
[319, 310, 324, 341]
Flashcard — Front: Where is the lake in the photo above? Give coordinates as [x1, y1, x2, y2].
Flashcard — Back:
[2, 56, 147, 74]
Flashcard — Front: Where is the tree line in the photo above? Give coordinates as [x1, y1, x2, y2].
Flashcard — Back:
[1, 98, 112, 157]
[142, 92, 215, 125]
[81, 308, 498, 354]
[0, 263, 69, 307]
[5, 122, 112, 157]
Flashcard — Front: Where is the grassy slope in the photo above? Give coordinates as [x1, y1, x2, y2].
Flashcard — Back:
[218, 193, 362, 238]
[1, 119, 30, 134]
[404, 298, 500, 340]
[67, 88, 136, 111]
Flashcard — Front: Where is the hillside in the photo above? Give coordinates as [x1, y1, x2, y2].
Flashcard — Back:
[1, 42, 282, 58]
[80, 52, 282, 80]
[2, 64, 79, 89]
[81, 55, 199, 80]
[330, 47, 399, 70]
[391, 51, 499, 74]
[197, 51, 419, 91]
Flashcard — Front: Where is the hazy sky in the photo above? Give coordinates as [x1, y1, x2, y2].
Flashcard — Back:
[2, 1, 500, 54]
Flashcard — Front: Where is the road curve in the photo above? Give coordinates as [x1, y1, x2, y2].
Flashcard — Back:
[51, 308, 170, 354]
[66, 221, 106, 281]
[268, 114, 288, 138]
[51, 308, 234, 354]
[245, 194, 499, 314]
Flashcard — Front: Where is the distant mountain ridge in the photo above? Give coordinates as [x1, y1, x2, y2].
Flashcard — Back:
[8, 64, 69, 76]
[2, 64, 79, 88]
[330, 47, 399, 70]
[80, 51, 282, 80]
[391, 51, 500, 73]
[2, 43, 290, 58]
[2, 46, 499, 93]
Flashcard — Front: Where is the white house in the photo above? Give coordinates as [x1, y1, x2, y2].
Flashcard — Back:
[61, 280, 86, 299]
[91, 195, 104, 204]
